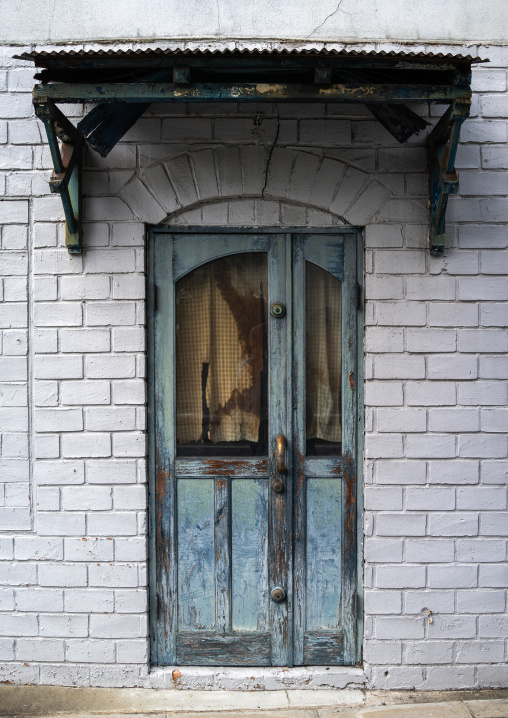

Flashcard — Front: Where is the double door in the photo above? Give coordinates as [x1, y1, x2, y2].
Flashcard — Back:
[149, 229, 359, 666]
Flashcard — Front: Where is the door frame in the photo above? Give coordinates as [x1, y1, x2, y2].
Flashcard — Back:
[147, 226, 365, 667]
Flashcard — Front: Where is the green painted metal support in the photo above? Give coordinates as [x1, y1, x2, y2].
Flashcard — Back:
[34, 99, 83, 254]
[33, 81, 471, 105]
[428, 100, 470, 255]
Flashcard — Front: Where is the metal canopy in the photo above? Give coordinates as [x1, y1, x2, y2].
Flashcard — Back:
[22, 47, 484, 255]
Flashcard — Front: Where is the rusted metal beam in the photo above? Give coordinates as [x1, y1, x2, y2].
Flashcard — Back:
[33, 100, 82, 254]
[33, 81, 471, 104]
[428, 101, 470, 255]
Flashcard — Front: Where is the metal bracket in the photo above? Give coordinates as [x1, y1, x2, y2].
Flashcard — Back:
[428, 100, 470, 256]
[34, 99, 83, 254]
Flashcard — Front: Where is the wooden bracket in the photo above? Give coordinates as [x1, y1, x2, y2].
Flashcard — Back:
[428, 100, 470, 256]
[34, 99, 83, 254]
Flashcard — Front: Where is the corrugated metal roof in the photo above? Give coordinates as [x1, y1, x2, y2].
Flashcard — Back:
[18, 42, 485, 63]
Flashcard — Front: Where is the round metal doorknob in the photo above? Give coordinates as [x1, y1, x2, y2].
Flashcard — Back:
[273, 480, 284, 493]
[271, 587, 286, 602]
[270, 302, 286, 318]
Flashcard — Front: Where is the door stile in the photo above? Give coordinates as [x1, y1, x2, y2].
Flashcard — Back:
[151, 233, 178, 664]
[291, 234, 306, 666]
[268, 235, 290, 666]
[215, 476, 231, 633]
[341, 234, 358, 665]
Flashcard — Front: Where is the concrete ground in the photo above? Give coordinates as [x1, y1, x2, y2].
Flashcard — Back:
[0, 687, 508, 718]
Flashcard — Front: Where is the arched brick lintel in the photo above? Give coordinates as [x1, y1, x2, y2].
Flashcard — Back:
[118, 147, 394, 227]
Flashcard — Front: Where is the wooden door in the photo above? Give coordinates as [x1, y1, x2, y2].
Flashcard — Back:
[149, 229, 359, 667]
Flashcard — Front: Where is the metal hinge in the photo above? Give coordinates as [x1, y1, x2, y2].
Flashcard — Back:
[152, 282, 158, 311]
[356, 282, 362, 310]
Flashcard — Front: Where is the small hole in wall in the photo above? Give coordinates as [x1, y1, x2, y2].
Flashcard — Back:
[384, 671, 389, 676]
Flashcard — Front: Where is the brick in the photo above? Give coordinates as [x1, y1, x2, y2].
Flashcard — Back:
[405, 589, 455, 614]
[363, 640, 402, 665]
[406, 488, 455, 511]
[424, 665, 475, 690]
[87, 512, 138, 536]
[482, 408, 508, 433]
[34, 434, 59, 459]
[66, 638, 115, 663]
[115, 639, 148, 663]
[61, 433, 111, 458]
[34, 355, 82, 379]
[60, 380, 110, 405]
[376, 302, 426, 326]
[374, 616, 425, 639]
[16, 638, 65, 662]
[480, 198, 508, 223]
[481, 302, 508, 327]
[406, 382, 456, 407]
[406, 276, 456, 301]
[405, 641, 454, 665]
[374, 354, 425, 379]
[111, 327, 145, 352]
[14, 537, 63, 561]
[375, 250, 425, 274]
[428, 355, 478, 381]
[458, 486, 507, 510]
[477, 664, 508, 688]
[33, 330, 58, 354]
[114, 538, 147, 562]
[377, 409, 426, 433]
[0, 200, 28, 224]
[407, 329, 457, 353]
[457, 538, 506, 563]
[37, 513, 86, 537]
[458, 277, 508, 301]
[0, 613, 38, 636]
[84, 197, 135, 222]
[481, 511, 508, 535]
[38, 564, 87, 587]
[479, 615, 508, 638]
[480, 356, 508, 379]
[86, 356, 135, 379]
[89, 614, 140, 638]
[39, 614, 88, 638]
[364, 590, 401, 614]
[459, 224, 508, 249]
[364, 487, 403, 511]
[428, 408, 479, 432]
[428, 564, 477, 589]
[365, 381, 403, 406]
[429, 460, 478, 485]
[376, 460, 427, 485]
[113, 485, 146, 511]
[60, 329, 111, 353]
[34, 461, 84, 486]
[61, 486, 113, 512]
[64, 589, 114, 613]
[406, 435, 456, 459]
[112, 432, 146, 457]
[0, 562, 37, 586]
[459, 434, 507, 458]
[479, 563, 508, 587]
[86, 459, 137, 484]
[85, 407, 136, 431]
[457, 588, 506, 613]
[34, 408, 83, 432]
[405, 539, 454, 563]
[0, 303, 27, 329]
[0, 406, 27, 431]
[376, 513, 426, 537]
[112, 380, 146, 405]
[89, 563, 138, 588]
[429, 513, 478, 536]
[365, 276, 404, 300]
[428, 303, 478, 327]
[85, 249, 136, 274]
[86, 302, 136, 326]
[365, 434, 403, 459]
[456, 640, 505, 664]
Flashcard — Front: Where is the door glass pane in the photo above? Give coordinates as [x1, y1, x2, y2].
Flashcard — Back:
[305, 261, 342, 456]
[177, 478, 215, 630]
[232, 479, 269, 632]
[306, 478, 342, 629]
[176, 253, 269, 457]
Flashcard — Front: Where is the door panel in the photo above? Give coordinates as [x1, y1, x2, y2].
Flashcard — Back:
[149, 230, 358, 667]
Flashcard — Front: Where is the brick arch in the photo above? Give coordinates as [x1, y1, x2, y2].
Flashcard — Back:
[118, 146, 393, 226]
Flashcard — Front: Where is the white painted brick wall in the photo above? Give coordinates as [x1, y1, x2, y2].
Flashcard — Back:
[0, 44, 506, 690]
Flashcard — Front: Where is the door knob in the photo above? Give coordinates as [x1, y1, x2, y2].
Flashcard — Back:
[271, 587, 286, 602]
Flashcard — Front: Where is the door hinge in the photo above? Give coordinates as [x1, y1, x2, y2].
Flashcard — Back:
[154, 593, 160, 620]
[355, 282, 362, 310]
[152, 282, 158, 311]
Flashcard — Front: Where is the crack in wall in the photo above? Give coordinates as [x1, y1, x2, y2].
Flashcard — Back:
[261, 114, 281, 197]
[306, 0, 346, 38]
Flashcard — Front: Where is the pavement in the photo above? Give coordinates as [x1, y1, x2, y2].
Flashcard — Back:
[0, 687, 507, 718]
